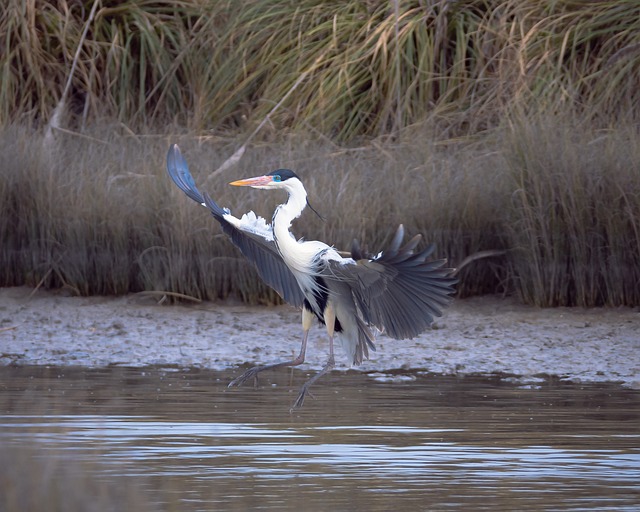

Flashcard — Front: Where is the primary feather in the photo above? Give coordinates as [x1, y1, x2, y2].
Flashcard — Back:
[166, 144, 457, 382]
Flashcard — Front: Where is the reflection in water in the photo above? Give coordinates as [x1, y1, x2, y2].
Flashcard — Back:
[0, 366, 639, 511]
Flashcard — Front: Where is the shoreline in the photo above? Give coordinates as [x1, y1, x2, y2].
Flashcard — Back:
[1, 287, 638, 388]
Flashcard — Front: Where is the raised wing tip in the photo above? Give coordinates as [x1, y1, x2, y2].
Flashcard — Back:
[166, 144, 208, 205]
[166, 144, 181, 168]
[390, 224, 405, 250]
[170, 143, 180, 153]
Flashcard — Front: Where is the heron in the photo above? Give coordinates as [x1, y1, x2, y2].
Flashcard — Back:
[166, 144, 457, 408]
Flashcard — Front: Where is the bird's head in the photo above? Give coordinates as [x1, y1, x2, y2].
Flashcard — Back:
[229, 169, 301, 191]
[229, 169, 325, 220]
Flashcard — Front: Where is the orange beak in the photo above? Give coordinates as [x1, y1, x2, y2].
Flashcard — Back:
[229, 176, 273, 187]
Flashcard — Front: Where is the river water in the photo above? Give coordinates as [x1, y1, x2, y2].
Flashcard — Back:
[1, 365, 639, 511]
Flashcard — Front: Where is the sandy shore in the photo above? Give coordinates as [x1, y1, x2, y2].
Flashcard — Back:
[1, 287, 638, 387]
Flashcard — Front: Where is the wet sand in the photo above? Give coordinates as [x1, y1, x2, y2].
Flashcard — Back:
[1, 287, 638, 387]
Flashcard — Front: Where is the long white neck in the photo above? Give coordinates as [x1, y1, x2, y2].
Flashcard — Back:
[272, 179, 325, 276]
[273, 179, 308, 239]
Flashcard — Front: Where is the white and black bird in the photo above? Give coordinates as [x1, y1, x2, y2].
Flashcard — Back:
[166, 144, 457, 408]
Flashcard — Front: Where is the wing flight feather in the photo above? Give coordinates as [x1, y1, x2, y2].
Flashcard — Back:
[329, 225, 457, 339]
[166, 145, 305, 307]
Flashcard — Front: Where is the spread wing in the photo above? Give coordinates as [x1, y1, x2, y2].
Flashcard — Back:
[166, 144, 305, 307]
[328, 225, 457, 339]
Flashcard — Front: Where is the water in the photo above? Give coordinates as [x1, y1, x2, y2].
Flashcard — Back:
[1, 365, 639, 511]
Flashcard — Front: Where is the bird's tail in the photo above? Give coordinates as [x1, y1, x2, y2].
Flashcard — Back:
[339, 315, 376, 367]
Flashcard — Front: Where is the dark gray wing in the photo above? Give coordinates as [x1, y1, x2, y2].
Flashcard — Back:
[328, 225, 457, 339]
[166, 144, 305, 307]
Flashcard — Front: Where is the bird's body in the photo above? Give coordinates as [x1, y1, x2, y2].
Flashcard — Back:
[166, 145, 457, 408]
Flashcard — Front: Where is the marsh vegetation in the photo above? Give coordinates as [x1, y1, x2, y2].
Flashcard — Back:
[1, 0, 639, 307]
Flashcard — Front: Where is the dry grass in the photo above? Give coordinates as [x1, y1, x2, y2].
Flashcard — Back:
[1, 1, 639, 306]
[505, 116, 640, 306]
[1, 115, 638, 307]
[1, 1, 638, 138]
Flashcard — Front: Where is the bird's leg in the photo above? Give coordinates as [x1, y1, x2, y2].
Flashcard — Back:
[228, 308, 313, 388]
[291, 304, 336, 410]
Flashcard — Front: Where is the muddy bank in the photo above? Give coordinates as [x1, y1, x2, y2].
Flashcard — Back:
[0, 287, 638, 387]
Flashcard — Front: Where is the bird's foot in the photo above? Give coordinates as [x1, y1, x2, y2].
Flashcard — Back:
[228, 366, 264, 388]
[289, 356, 335, 411]
[290, 385, 316, 411]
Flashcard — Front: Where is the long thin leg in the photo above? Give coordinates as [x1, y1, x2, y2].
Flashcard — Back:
[228, 308, 314, 388]
[291, 303, 336, 410]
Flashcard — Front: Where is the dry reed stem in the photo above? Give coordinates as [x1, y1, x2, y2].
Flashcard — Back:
[3, 113, 638, 307]
[2, 1, 638, 138]
[134, 290, 202, 303]
[212, 46, 333, 177]
[43, 0, 100, 147]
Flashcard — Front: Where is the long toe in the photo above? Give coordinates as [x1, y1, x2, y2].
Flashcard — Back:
[228, 367, 261, 388]
[290, 383, 317, 410]
[290, 386, 308, 410]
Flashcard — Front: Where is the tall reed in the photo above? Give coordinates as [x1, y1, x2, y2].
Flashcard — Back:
[1, 1, 638, 139]
[505, 116, 640, 306]
[1, 1, 639, 306]
[1, 115, 638, 307]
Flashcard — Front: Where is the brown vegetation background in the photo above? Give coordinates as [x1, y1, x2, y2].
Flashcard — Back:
[1, 0, 639, 307]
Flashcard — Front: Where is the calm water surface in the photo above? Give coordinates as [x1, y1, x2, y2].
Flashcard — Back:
[1, 366, 639, 511]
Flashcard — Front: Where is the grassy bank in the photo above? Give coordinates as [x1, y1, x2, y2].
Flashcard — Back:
[1, 1, 639, 306]
[1, 1, 639, 139]
[1, 117, 638, 307]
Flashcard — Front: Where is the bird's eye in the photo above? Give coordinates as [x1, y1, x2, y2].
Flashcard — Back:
[272, 175, 281, 182]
